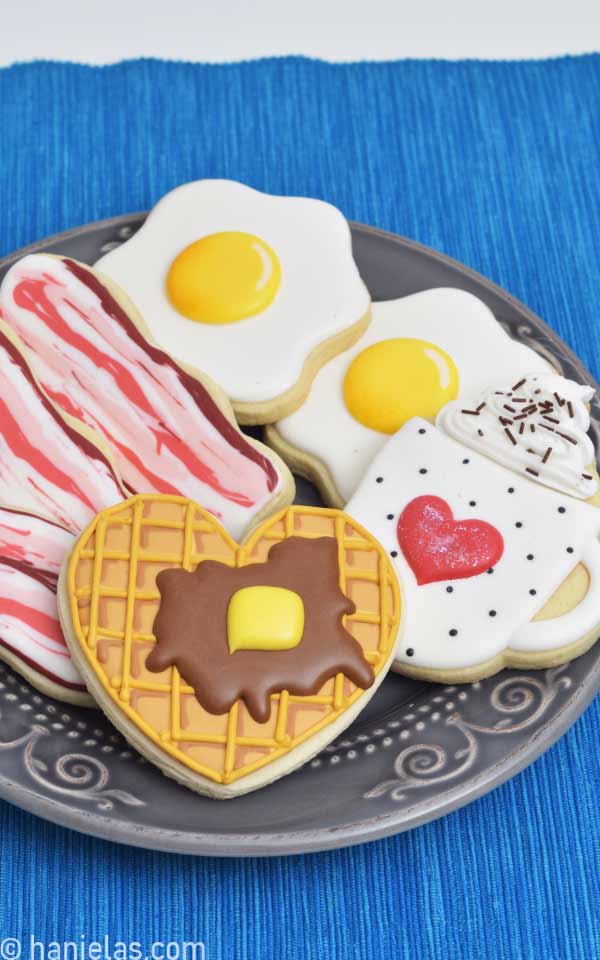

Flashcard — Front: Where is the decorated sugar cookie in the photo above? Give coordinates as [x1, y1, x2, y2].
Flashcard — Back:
[58, 498, 400, 798]
[0, 253, 294, 540]
[346, 412, 600, 681]
[0, 508, 90, 704]
[0, 321, 125, 531]
[94, 180, 371, 423]
[438, 373, 598, 499]
[267, 291, 553, 506]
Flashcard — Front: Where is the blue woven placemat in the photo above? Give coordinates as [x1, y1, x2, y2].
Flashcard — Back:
[1, 55, 600, 958]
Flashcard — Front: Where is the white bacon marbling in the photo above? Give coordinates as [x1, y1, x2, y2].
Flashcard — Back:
[0, 511, 82, 690]
[0, 323, 125, 533]
[0, 255, 284, 540]
[0, 508, 74, 586]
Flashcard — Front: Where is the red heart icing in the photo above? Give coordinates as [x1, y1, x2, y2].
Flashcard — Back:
[397, 495, 504, 585]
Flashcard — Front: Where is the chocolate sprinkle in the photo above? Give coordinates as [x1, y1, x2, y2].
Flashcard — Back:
[504, 428, 517, 445]
[542, 447, 552, 464]
[512, 378, 526, 390]
[525, 467, 539, 476]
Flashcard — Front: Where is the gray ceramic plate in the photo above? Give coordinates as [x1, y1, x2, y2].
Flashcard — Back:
[0, 215, 598, 857]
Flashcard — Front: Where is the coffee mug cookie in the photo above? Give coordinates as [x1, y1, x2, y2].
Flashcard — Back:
[95, 179, 371, 424]
[58, 498, 401, 798]
[346, 375, 600, 681]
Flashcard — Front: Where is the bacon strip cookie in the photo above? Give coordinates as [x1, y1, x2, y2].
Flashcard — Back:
[0, 255, 293, 540]
[0, 323, 125, 532]
[0, 509, 88, 702]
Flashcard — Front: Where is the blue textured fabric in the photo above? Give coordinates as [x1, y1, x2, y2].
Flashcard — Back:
[1, 55, 600, 958]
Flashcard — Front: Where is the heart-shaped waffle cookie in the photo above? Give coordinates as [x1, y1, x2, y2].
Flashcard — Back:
[59, 496, 401, 798]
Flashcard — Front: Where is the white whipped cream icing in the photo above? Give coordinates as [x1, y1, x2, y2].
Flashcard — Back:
[437, 373, 598, 499]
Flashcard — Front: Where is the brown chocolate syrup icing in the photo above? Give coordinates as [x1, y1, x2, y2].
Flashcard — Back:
[147, 536, 375, 723]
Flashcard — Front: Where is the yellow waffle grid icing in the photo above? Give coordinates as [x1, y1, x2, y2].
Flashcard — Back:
[68, 496, 400, 785]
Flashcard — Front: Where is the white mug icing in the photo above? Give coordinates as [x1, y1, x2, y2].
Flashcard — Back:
[346, 418, 600, 673]
[437, 373, 598, 499]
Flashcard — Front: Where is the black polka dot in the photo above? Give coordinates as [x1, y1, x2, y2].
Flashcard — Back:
[529, 589, 537, 596]
[376, 476, 383, 484]
[558, 506, 566, 514]
[446, 586, 453, 593]
[487, 568, 494, 574]
[462, 458, 470, 465]
[508, 487, 515, 494]
[489, 610, 497, 617]
[469, 500, 476, 507]
[386, 513, 394, 520]
[418, 428, 426, 435]
[406, 648, 415, 657]
[390, 550, 398, 558]
[449, 629, 458, 637]
[515, 522, 523, 528]
[567, 546, 574, 554]
[419, 468, 427, 475]
[527, 554, 534, 561]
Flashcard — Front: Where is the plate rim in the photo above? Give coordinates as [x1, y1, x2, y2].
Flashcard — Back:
[0, 213, 598, 857]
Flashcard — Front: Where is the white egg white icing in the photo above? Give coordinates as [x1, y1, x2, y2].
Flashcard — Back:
[437, 373, 598, 499]
[95, 179, 370, 405]
[276, 290, 553, 504]
[346, 419, 600, 672]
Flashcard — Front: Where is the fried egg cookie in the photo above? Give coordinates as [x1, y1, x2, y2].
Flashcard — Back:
[0, 253, 294, 541]
[94, 180, 371, 424]
[268, 291, 553, 507]
[0, 508, 92, 706]
[346, 393, 600, 682]
[59, 498, 401, 798]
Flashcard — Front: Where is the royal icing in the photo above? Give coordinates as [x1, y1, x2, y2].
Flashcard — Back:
[226, 586, 305, 654]
[149, 536, 373, 723]
[0, 510, 82, 690]
[437, 373, 598, 499]
[275, 291, 553, 504]
[0, 254, 286, 540]
[346, 418, 600, 671]
[65, 497, 401, 790]
[0, 323, 125, 532]
[94, 180, 370, 406]
[397, 495, 504, 585]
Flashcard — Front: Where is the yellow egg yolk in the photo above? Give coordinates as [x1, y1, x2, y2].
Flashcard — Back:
[166, 231, 281, 324]
[343, 338, 459, 433]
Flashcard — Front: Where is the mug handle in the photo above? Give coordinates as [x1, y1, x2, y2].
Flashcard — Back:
[511, 537, 600, 651]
